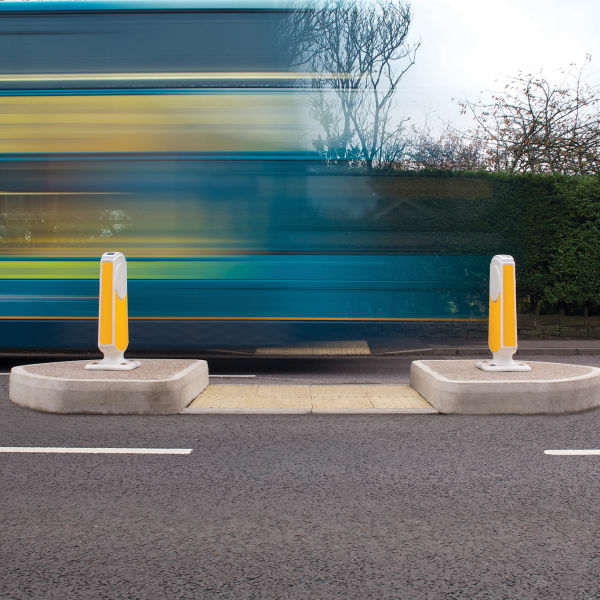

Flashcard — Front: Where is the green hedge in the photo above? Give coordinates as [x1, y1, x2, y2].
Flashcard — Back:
[483, 172, 600, 312]
[379, 170, 600, 313]
[539, 175, 600, 311]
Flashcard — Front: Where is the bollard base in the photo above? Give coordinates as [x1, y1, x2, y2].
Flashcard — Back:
[85, 359, 142, 371]
[411, 359, 600, 414]
[476, 359, 531, 372]
[9, 359, 208, 414]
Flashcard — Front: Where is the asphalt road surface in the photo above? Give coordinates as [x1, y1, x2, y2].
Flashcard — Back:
[1, 358, 600, 599]
[6, 352, 600, 385]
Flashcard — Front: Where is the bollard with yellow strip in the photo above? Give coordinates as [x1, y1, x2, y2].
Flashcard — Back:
[477, 255, 530, 372]
[86, 252, 141, 371]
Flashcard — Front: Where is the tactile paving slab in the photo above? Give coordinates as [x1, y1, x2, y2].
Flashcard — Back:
[255, 340, 371, 356]
[183, 384, 436, 414]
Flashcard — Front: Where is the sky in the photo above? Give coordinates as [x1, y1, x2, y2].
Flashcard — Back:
[398, 0, 600, 132]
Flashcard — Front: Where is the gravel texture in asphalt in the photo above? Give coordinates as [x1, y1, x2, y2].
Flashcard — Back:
[1, 358, 600, 599]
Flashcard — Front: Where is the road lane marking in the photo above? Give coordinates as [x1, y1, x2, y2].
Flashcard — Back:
[545, 450, 600, 455]
[0, 447, 192, 454]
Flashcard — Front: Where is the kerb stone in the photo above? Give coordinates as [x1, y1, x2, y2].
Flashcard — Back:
[9, 359, 208, 415]
[410, 359, 600, 415]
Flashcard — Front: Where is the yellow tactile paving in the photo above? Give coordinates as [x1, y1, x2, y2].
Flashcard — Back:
[199, 384, 258, 396]
[256, 385, 312, 399]
[310, 385, 366, 399]
[362, 384, 422, 397]
[310, 396, 375, 413]
[183, 384, 437, 414]
[369, 396, 434, 411]
[255, 340, 371, 356]
[309, 385, 435, 413]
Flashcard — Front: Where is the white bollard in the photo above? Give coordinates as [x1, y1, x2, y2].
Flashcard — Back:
[477, 255, 530, 372]
[86, 252, 141, 371]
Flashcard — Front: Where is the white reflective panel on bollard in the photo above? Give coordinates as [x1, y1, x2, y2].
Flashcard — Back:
[477, 255, 530, 372]
[86, 252, 141, 371]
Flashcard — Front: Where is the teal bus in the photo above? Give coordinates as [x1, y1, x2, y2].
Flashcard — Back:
[0, 1, 490, 352]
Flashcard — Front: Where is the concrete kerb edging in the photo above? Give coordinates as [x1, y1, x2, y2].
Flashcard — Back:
[9, 360, 209, 415]
[410, 359, 600, 415]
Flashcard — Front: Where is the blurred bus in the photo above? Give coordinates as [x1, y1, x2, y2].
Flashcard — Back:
[0, 1, 489, 353]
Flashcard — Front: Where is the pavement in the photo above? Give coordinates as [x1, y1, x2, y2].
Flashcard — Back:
[2, 366, 600, 599]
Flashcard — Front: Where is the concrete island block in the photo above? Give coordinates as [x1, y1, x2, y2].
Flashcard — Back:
[9, 359, 208, 415]
[410, 359, 600, 415]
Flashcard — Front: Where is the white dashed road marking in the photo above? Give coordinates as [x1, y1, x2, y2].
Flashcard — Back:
[0, 447, 192, 455]
[545, 450, 600, 455]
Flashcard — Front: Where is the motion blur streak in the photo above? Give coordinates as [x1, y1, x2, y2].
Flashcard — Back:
[0, 72, 348, 82]
[0, 1, 490, 353]
[0, 192, 125, 196]
[0, 93, 306, 153]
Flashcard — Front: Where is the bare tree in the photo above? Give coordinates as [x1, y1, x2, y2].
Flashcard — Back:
[288, 0, 419, 171]
[458, 58, 600, 175]
[407, 124, 487, 171]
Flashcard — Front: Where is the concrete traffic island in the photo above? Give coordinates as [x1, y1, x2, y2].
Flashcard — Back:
[410, 360, 600, 414]
[9, 359, 208, 415]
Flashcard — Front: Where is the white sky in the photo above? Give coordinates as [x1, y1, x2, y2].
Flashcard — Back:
[398, 0, 600, 132]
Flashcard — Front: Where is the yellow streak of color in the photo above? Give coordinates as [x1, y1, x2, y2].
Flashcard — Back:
[0, 72, 350, 82]
[0, 93, 304, 153]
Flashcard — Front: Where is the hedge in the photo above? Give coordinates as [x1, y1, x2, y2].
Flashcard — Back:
[373, 170, 600, 313]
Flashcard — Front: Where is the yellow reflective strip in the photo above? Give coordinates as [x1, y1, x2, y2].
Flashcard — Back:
[503, 264, 516, 347]
[489, 293, 501, 353]
[114, 292, 128, 352]
[99, 261, 113, 345]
